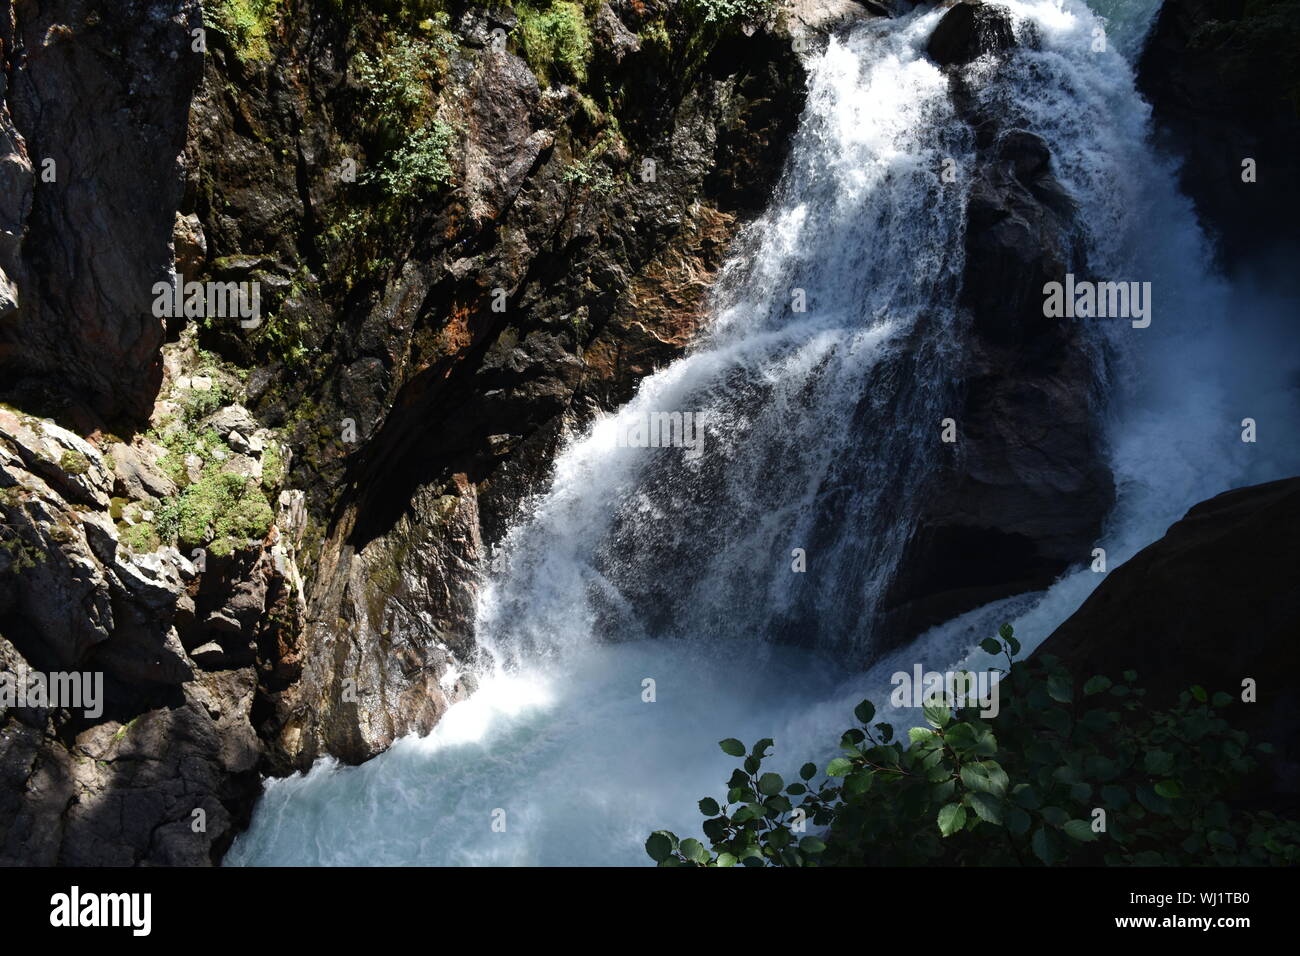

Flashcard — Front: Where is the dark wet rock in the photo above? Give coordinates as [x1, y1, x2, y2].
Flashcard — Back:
[1037, 477, 1300, 808]
[0, 0, 205, 422]
[593, 3, 641, 67]
[876, 114, 1112, 649]
[927, 1, 1017, 66]
[1137, 0, 1300, 271]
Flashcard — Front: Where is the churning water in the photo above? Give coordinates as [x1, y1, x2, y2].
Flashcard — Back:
[228, 0, 1300, 866]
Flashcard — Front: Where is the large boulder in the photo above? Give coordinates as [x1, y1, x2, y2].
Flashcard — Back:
[1137, 0, 1300, 271]
[874, 117, 1112, 645]
[1037, 477, 1300, 806]
[927, 1, 1017, 66]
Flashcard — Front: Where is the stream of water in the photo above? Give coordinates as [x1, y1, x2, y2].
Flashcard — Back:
[228, 0, 1300, 866]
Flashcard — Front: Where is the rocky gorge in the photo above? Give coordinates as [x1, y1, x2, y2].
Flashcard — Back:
[0, 0, 1296, 866]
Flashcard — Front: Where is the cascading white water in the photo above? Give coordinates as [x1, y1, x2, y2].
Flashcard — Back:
[228, 0, 1300, 866]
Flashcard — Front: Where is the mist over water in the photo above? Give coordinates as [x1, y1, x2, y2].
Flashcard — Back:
[228, 0, 1300, 866]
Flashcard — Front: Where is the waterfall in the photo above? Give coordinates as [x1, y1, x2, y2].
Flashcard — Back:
[227, 0, 1300, 866]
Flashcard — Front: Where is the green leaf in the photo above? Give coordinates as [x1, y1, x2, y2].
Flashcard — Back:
[1212, 691, 1233, 709]
[854, 699, 876, 725]
[1083, 675, 1112, 696]
[908, 726, 935, 744]
[1136, 785, 1172, 815]
[1006, 806, 1031, 836]
[757, 773, 784, 796]
[1041, 806, 1068, 826]
[1031, 826, 1062, 865]
[1208, 830, 1238, 851]
[1046, 673, 1073, 704]
[826, 757, 854, 777]
[979, 637, 1002, 655]
[698, 797, 720, 816]
[840, 729, 866, 752]
[960, 763, 1001, 795]
[751, 738, 775, 758]
[800, 835, 827, 854]
[1101, 784, 1130, 808]
[719, 738, 745, 757]
[764, 794, 792, 814]
[1154, 779, 1183, 799]
[715, 852, 738, 867]
[645, 831, 675, 862]
[923, 699, 951, 728]
[875, 722, 894, 743]
[799, 762, 817, 781]
[1123, 670, 1138, 683]
[967, 791, 1003, 825]
[1144, 750, 1174, 775]
[1012, 784, 1042, 810]
[679, 838, 709, 863]
[1063, 819, 1098, 842]
[937, 803, 967, 837]
[1190, 685, 1207, 703]
[843, 770, 874, 797]
[980, 761, 1010, 797]
[998, 623, 1014, 641]
[1007, 636, 1021, 656]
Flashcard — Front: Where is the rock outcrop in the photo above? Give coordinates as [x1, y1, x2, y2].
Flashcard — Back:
[926, 0, 1016, 66]
[0, 391, 303, 864]
[177, 2, 809, 768]
[1138, 0, 1300, 271]
[1037, 477, 1300, 809]
[876, 4, 1113, 649]
[0, 0, 204, 422]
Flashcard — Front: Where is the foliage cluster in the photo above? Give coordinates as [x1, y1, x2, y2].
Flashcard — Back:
[648, 626, 1300, 866]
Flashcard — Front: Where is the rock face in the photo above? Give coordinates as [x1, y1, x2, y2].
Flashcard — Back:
[876, 8, 1113, 648]
[0, 403, 302, 864]
[1138, 0, 1300, 271]
[926, 1, 1017, 66]
[0, 0, 812, 860]
[0, 0, 204, 421]
[178, 2, 809, 768]
[1037, 478, 1300, 808]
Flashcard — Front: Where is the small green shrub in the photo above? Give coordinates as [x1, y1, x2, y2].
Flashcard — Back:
[178, 382, 226, 424]
[120, 522, 162, 555]
[649, 625, 1300, 867]
[156, 470, 273, 550]
[205, 0, 282, 62]
[364, 121, 456, 197]
[354, 33, 441, 129]
[261, 441, 286, 490]
[518, 1, 591, 87]
[684, 0, 775, 26]
[58, 449, 90, 476]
